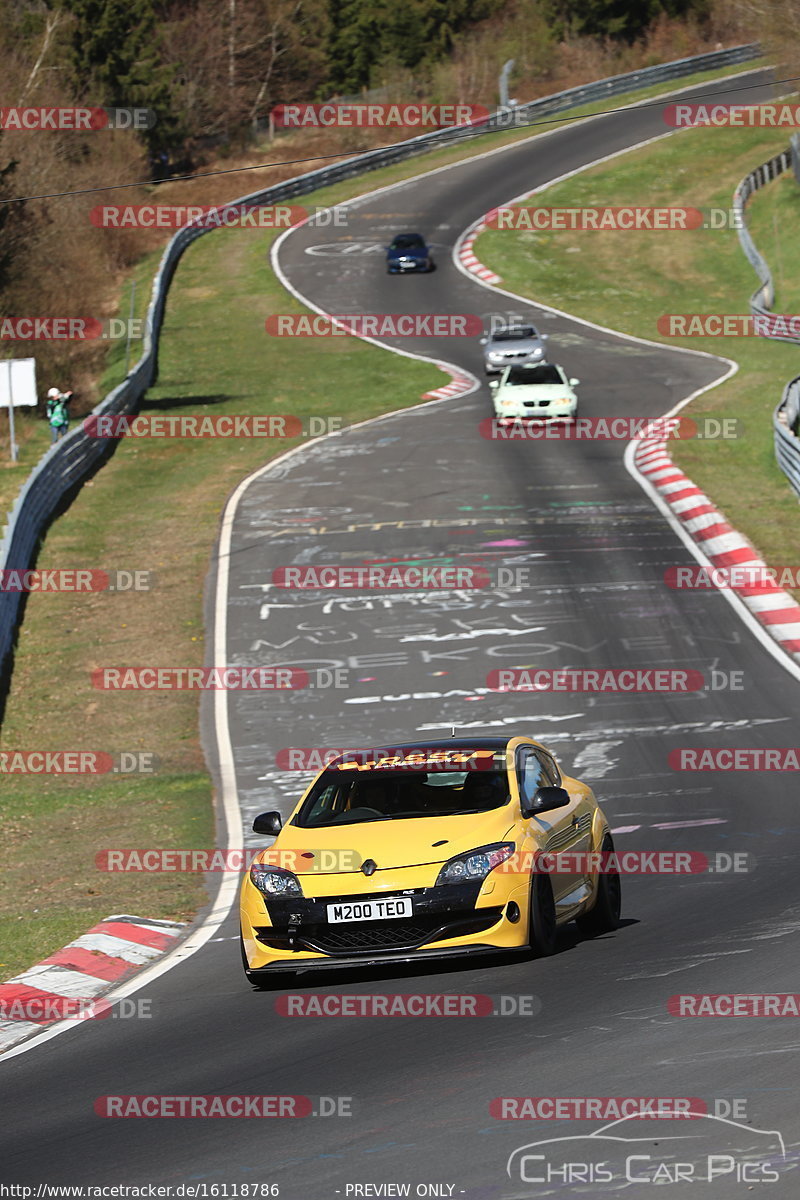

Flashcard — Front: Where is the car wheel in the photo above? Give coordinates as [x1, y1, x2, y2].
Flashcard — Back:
[240, 929, 272, 990]
[576, 834, 621, 936]
[529, 871, 558, 957]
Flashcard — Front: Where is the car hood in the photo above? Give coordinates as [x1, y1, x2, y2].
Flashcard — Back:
[389, 246, 427, 258]
[264, 809, 516, 873]
[496, 383, 571, 401]
[488, 342, 542, 355]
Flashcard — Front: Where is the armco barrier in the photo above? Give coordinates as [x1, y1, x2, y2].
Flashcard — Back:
[0, 42, 761, 681]
[734, 148, 793, 324]
[733, 144, 800, 500]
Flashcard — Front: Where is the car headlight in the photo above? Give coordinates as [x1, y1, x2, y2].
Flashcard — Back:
[249, 864, 303, 896]
[436, 842, 515, 885]
[499, 398, 516, 407]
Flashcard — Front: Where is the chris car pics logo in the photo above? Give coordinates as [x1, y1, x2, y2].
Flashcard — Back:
[506, 1113, 785, 1188]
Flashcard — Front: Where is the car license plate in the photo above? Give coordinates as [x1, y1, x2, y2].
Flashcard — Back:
[326, 897, 412, 923]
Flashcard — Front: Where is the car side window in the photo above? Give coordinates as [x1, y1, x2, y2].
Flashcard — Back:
[536, 751, 561, 788]
[517, 750, 545, 806]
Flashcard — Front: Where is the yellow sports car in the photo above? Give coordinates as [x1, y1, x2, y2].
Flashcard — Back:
[240, 736, 620, 983]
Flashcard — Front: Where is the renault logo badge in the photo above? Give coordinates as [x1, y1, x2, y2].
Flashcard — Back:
[361, 859, 377, 876]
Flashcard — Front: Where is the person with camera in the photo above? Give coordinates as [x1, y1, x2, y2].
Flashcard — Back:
[45, 387, 73, 443]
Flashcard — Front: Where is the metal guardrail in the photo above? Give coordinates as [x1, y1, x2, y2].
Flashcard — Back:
[734, 148, 793, 323]
[733, 143, 800, 500]
[0, 41, 763, 677]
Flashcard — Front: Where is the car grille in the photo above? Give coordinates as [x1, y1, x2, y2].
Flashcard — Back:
[255, 909, 503, 956]
[523, 400, 551, 407]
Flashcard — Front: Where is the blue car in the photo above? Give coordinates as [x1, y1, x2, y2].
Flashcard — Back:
[386, 232, 433, 274]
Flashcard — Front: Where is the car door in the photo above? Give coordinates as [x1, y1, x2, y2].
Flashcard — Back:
[517, 747, 586, 903]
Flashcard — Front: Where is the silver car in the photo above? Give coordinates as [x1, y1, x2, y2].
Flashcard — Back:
[481, 324, 548, 375]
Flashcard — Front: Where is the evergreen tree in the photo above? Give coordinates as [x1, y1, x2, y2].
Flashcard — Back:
[60, 0, 179, 153]
[544, 0, 709, 43]
[325, 0, 498, 93]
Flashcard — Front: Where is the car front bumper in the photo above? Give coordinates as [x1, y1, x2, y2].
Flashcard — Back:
[388, 259, 430, 272]
[494, 401, 576, 422]
[241, 874, 530, 970]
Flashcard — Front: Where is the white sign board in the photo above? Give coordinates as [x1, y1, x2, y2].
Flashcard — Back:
[0, 358, 38, 408]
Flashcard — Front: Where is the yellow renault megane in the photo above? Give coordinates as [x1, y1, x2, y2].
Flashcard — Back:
[240, 736, 620, 983]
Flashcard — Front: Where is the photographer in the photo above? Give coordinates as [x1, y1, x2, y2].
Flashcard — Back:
[45, 386, 73, 443]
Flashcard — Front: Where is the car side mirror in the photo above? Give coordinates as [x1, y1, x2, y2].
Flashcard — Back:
[569, 378, 580, 386]
[252, 811, 282, 835]
[479, 336, 487, 344]
[541, 333, 549, 340]
[522, 786, 570, 818]
[489, 379, 500, 389]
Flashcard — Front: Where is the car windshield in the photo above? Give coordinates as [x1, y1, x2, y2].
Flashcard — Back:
[505, 364, 561, 386]
[390, 235, 425, 250]
[492, 326, 536, 342]
[293, 767, 511, 827]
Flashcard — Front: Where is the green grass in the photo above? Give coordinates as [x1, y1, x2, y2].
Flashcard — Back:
[474, 115, 800, 590]
[746, 166, 800, 315]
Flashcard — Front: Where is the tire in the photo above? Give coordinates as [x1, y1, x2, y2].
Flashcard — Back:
[576, 833, 621, 936]
[528, 871, 558, 957]
[240, 930, 272, 990]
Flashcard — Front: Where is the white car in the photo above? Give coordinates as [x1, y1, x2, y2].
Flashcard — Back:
[489, 362, 579, 422]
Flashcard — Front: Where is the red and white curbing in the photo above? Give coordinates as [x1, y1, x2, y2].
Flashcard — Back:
[634, 438, 800, 661]
[458, 222, 502, 285]
[0, 914, 184, 1053]
[421, 363, 477, 400]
